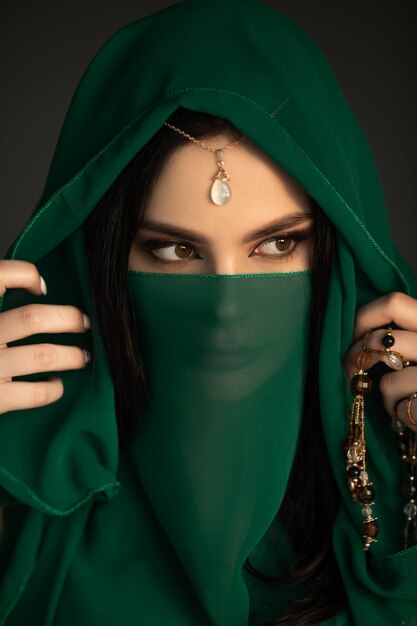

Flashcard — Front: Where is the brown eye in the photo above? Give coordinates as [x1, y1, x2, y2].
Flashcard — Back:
[256, 236, 295, 257]
[275, 237, 292, 252]
[175, 244, 193, 259]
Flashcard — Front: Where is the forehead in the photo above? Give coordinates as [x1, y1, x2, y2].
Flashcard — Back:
[145, 136, 313, 233]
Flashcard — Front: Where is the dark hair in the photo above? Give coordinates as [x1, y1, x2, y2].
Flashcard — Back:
[85, 106, 347, 624]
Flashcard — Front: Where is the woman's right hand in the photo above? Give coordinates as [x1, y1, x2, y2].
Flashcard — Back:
[0, 260, 92, 415]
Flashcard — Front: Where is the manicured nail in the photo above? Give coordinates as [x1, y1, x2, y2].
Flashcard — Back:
[40, 276, 48, 295]
[83, 314, 92, 329]
[84, 350, 91, 363]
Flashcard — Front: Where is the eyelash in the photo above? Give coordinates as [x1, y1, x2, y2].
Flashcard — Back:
[138, 230, 312, 266]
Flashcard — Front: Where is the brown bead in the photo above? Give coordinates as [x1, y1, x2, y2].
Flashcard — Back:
[353, 352, 374, 371]
[357, 484, 375, 504]
[350, 372, 372, 396]
[364, 519, 379, 538]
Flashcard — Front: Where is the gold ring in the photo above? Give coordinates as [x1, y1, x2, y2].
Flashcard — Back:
[406, 392, 417, 427]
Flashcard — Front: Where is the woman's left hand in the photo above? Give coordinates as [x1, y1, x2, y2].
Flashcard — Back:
[343, 291, 417, 432]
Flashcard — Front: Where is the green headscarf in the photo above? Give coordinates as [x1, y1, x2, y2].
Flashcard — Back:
[0, 0, 416, 624]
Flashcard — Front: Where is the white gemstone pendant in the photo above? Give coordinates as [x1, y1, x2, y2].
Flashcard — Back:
[210, 178, 232, 205]
[210, 148, 232, 205]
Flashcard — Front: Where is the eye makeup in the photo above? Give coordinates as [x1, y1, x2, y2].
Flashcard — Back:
[134, 227, 313, 267]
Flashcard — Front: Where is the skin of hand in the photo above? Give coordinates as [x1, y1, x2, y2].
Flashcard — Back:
[0, 260, 91, 415]
[343, 291, 417, 432]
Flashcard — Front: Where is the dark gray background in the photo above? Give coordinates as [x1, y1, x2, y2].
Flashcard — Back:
[1, 1, 416, 270]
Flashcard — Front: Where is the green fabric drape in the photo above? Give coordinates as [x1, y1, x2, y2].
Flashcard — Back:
[0, 0, 416, 624]
[126, 269, 312, 626]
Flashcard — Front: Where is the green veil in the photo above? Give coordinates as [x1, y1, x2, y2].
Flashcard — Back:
[0, 0, 416, 624]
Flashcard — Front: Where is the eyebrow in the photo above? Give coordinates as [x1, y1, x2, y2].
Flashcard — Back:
[138, 212, 314, 245]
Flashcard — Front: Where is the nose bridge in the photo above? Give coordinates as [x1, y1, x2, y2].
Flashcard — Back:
[211, 259, 234, 277]
[212, 277, 241, 320]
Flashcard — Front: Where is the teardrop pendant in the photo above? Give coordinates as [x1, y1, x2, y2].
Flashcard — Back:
[210, 178, 231, 205]
[210, 149, 232, 205]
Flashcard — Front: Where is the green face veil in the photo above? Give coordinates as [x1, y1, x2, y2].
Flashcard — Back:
[0, 1, 417, 625]
[126, 270, 312, 624]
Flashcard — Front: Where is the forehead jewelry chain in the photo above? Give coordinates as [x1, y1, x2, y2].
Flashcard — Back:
[164, 122, 245, 206]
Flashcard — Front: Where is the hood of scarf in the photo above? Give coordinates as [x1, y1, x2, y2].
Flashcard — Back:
[1, 1, 417, 624]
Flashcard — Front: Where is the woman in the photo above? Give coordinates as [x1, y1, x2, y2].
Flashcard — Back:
[0, 1, 416, 624]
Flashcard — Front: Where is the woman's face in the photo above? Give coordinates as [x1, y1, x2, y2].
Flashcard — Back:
[128, 132, 314, 274]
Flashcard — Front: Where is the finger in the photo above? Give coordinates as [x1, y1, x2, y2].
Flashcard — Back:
[0, 378, 64, 416]
[353, 292, 417, 342]
[0, 304, 90, 347]
[0, 260, 47, 298]
[378, 366, 417, 420]
[0, 343, 90, 380]
[395, 394, 417, 433]
[343, 327, 417, 381]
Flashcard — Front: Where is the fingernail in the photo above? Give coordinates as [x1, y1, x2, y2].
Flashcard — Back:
[49, 376, 62, 384]
[83, 314, 92, 329]
[84, 350, 91, 363]
[40, 276, 48, 295]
